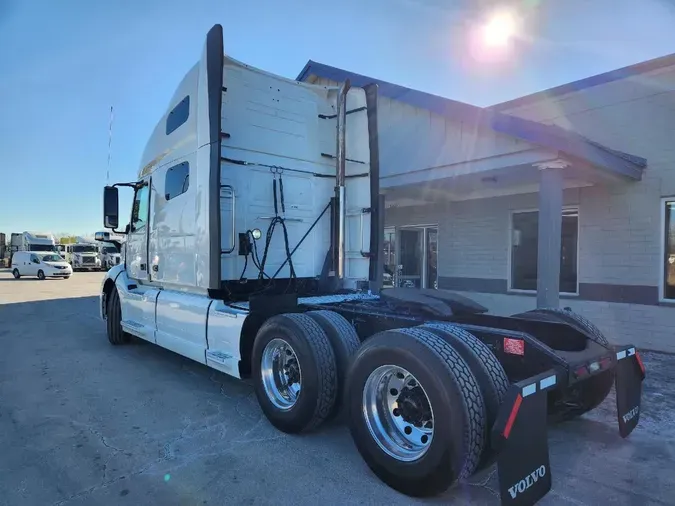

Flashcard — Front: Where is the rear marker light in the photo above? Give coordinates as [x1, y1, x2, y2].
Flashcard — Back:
[522, 383, 537, 397]
[635, 350, 646, 375]
[504, 338, 525, 356]
[503, 393, 523, 439]
[539, 374, 556, 390]
[575, 365, 589, 378]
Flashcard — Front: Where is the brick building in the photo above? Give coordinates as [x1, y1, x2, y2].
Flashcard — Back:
[298, 54, 675, 353]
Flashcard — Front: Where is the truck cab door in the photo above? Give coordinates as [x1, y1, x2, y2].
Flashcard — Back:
[126, 180, 150, 281]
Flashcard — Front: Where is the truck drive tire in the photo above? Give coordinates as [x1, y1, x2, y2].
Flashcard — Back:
[420, 323, 509, 471]
[514, 308, 614, 421]
[106, 288, 131, 345]
[252, 313, 337, 434]
[346, 327, 485, 498]
[305, 310, 361, 419]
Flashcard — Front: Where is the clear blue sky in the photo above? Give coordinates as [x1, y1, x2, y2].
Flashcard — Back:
[1, 0, 674, 236]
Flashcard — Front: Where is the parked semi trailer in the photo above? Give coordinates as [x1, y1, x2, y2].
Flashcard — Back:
[8, 231, 58, 267]
[98, 25, 645, 506]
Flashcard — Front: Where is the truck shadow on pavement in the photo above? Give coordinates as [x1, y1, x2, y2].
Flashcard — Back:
[0, 296, 673, 506]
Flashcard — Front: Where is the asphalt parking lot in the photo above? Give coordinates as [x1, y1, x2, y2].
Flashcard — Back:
[0, 269, 674, 506]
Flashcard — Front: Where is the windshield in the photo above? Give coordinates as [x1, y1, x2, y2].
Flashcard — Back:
[40, 254, 62, 262]
[72, 245, 97, 253]
[30, 244, 56, 252]
[102, 246, 117, 254]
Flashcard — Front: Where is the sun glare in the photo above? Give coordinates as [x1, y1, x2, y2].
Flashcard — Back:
[482, 11, 518, 47]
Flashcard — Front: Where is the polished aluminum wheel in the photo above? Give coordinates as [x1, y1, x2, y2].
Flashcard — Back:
[261, 338, 302, 410]
[362, 365, 434, 462]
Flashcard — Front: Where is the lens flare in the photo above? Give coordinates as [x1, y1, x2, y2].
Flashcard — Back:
[482, 11, 518, 47]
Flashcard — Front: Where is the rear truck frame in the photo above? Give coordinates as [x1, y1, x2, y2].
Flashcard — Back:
[98, 24, 645, 506]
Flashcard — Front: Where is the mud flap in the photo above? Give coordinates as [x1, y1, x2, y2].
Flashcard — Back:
[492, 369, 560, 506]
[615, 345, 645, 438]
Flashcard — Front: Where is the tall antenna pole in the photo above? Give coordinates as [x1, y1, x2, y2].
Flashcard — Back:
[106, 105, 114, 185]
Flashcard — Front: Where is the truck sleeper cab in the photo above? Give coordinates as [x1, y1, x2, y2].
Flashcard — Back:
[99, 25, 645, 506]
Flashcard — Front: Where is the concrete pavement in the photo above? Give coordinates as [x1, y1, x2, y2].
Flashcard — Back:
[0, 270, 673, 505]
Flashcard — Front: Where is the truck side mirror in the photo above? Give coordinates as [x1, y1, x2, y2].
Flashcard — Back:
[103, 186, 119, 229]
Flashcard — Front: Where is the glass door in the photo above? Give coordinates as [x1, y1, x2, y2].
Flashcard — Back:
[426, 227, 438, 289]
[399, 229, 423, 288]
[382, 225, 438, 289]
[383, 227, 396, 287]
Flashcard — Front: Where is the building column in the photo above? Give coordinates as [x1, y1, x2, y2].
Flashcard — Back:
[535, 160, 568, 308]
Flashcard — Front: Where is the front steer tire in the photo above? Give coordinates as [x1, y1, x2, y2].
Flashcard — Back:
[346, 327, 485, 498]
[106, 288, 131, 345]
[252, 313, 337, 434]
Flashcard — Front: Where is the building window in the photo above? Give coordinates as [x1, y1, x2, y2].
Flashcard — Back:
[165, 162, 190, 201]
[510, 209, 578, 293]
[664, 199, 675, 300]
[166, 96, 190, 135]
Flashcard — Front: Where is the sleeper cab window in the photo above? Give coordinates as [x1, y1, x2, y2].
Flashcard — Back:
[165, 96, 190, 135]
[165, 162, 190, 201]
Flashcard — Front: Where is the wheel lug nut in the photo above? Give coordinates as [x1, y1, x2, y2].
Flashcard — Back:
[392, 408, 400, 417]
[421, 435, 429, 444]
[404, 426, 412, 435]
[389, 388, 398, 396]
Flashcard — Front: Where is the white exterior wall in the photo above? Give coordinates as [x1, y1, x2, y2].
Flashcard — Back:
[500, 66, 675, 289]
[380, 65, 675, 352]
[495, 65, 675, 351]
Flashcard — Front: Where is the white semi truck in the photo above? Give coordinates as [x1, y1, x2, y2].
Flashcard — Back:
[65, 238, 102, 271]
[94, 232, 123, 270]
[99, 25, 645, 505]
[8, 231, 58, 267]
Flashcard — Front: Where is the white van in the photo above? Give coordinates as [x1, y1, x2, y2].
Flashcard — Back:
[11, 251, 73, 280]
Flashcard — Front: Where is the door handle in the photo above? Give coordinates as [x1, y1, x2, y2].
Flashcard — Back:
[140, 263, 147, 271]
[152, 264, 158, 272]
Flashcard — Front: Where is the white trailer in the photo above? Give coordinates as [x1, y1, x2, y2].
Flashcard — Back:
[98, 25, 645, 505]
[8, 232, 58, 267]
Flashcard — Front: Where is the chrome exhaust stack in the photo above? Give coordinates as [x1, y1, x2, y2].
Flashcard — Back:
[335, 79, 351, 280]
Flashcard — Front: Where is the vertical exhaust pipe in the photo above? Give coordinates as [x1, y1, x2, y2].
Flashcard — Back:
[335, 79, 351, 280]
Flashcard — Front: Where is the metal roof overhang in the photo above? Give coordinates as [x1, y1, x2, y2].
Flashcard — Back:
[297, 61, 646, 183]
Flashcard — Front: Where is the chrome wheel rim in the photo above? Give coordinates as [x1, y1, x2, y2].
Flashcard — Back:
[362, 365, 434, 462]
[261, 338, 302, 410]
